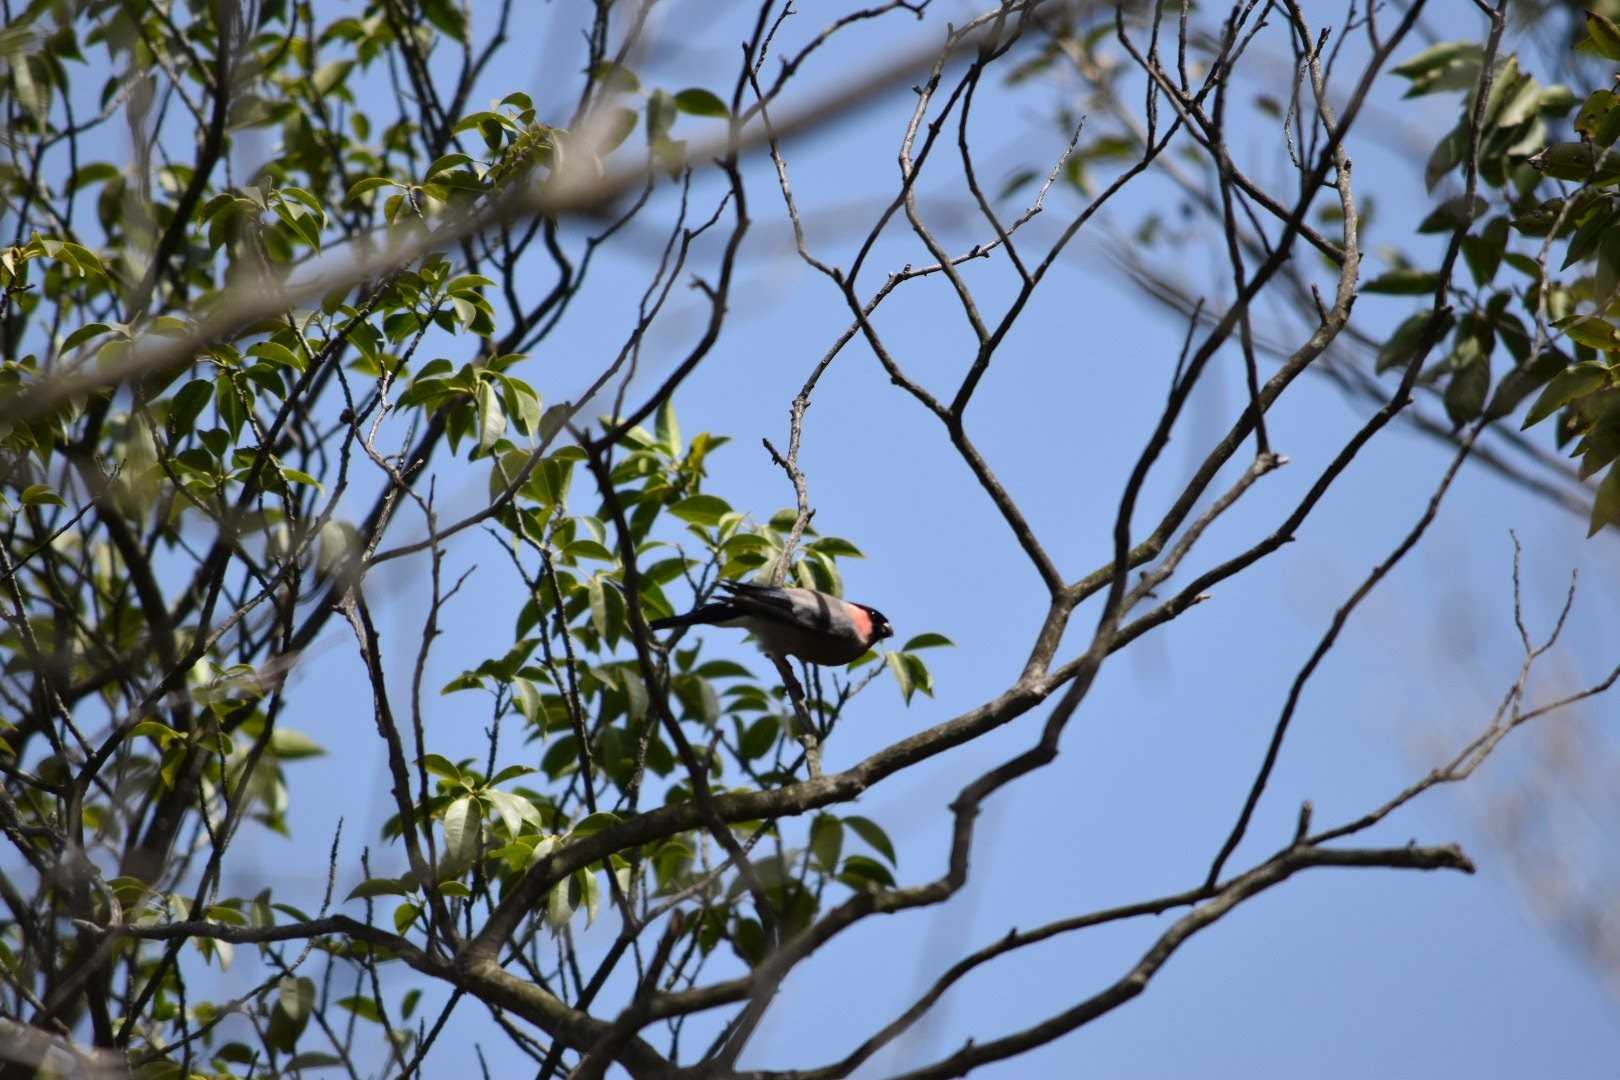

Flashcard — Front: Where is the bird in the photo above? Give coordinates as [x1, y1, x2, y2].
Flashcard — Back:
[649, 580, 893, 665]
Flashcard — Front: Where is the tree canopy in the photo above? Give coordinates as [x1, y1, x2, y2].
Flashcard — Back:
[1, 1, 1617, 1077]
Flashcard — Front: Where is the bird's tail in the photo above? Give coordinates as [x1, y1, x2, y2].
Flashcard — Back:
[649, 603, 735, 631]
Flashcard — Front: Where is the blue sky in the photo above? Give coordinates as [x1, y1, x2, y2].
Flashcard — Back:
[168, 1, 1620, 1075]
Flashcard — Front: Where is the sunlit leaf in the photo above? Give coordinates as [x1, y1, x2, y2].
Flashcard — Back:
[1588, 461, 1620, 536]
[442, 796, 481, 866]
[1523, 361, 1609, 427]
[674, 88, 728, 117]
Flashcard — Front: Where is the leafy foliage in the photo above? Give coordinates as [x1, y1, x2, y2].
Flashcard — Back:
[0, 2, 1608, 1078]
[1370, 15, 1620, 533]
[0, 2, 938, 1074]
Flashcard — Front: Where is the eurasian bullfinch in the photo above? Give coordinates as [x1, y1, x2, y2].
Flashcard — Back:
[650, 580, 893, 665]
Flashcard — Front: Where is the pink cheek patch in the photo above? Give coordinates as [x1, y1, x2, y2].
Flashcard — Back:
[846, 604, 873, 641]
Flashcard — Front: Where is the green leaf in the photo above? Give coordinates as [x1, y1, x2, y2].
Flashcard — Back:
[1575, 90, 1620, 147]
[1540, 84, 1579, 115]
[1528, 142, 1620, 183]
[393, 901, 421, 934]
[694, 659, 753, 678]
[1578, 422, 1620, 479]
[1392, 42, 1482, 97]
[278, 975, 316, 1023]
[843, 815, 897, 865]
[885, 651, 914, 702]
[722, 534, 776, 560]
[336, 995, 383, 1023]
[570, 811, 622, 839]
[809, 814, 843, 872]
[421, 754, 462, 781]
[346, 877, 408, 901]
[1588, 460, 1620, 535]
[1376, 312, 1447, 374]
[271, 902, 313, 923]
[1523, 361, 1609, 427]
[1445, 358, 1490, 427]
[600, 107, 638, 153]
[346, 176, 399, 204]
[66, 163, 120, 193]
[169, 379, 214, 437]
[656, 396, 683, 454]
[739, 715, 779, 760]
[653, 837, 694, 891]
[901, 632, 952, 650]
[1501, 253, 1543, 279]
[673, 88, 728, 117]
[546, 880, 574, 927]
[998, 167, 1040, 200]
[1491, 68, 1543, 129]
[591, 61, 640, 94]
[1486, 348, 1562, 420]
[278, 467, 322, 490]
[61, 322, 112, 352]
[282, 1052, 342, 1071]
[203, 904, 249, 926]
[476, 379, 506, 453]
[1390, 41, 1479, 79]
[215, 375, 245, 439]
[1587, 11, 1620, 61]
[807, 537, 864, 558]
[249, 341, 303, 370]
[501, 376, 542, 436]
[59, 242, 104, 277]
[1599, 231, 1620, 299]
[563, 539, 617, 562]
[442, 796, 481, 866]
[539, 405, 573, 447]
[20, 484, 64, 507]
[1461, 217, 1509, 287]
[215, 1043, 257, 1065]
[512, 678, 548, 726]
[621, 671, 649, 723]
[420, 0, 467, 42]
[131, 720, 179, 744]
[485, 788, 543, 835]
[542, 735, 580, 780]
[1362, 269, 1443, 295]
[1557, 316, 1620, 351]
[670, 494, 730, 527]
[839, 854, 896, 890]
[797, 551, 842, 595]
[646, 90, 677, 142]
[1417, 195, 1487, 234]
[1424, 125, 1466, 193]
[1562, 206, 1616, 270]
[587, 574, 608, 636]
[311, 58, 354, 96]
[1511, 198, 1569, 238]
[898, 652, 933, 700]
[426, 153, 473, 178]
[578, 867, 602, 927]
[268, 981, 313, 1052]
[441, 673, 485, 694]
[732, 916, 766, 965]
[270, 729, 325, 759]
[673, 674, 720, 725]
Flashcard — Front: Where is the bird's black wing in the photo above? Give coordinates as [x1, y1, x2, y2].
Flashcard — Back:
[649, 601, 739, 630]
[717, 580, 836, 630]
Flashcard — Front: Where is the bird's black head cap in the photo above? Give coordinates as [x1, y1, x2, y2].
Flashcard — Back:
[860, 605, 894, 641]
